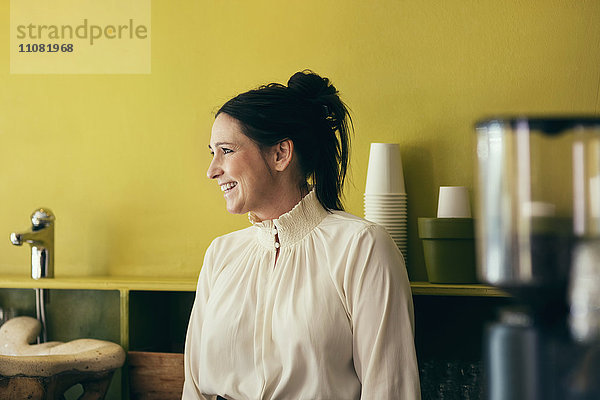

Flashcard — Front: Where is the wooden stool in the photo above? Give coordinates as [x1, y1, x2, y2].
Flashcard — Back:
[0, 316, 125, 400]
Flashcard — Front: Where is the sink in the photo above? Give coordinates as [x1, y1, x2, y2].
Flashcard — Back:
[0, 316, 125, 399]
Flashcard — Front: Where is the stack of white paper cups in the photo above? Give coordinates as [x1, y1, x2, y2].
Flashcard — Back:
[364, 143, 408, 262]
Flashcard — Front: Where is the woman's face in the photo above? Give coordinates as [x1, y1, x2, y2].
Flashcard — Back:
[207, 113, 278, 217]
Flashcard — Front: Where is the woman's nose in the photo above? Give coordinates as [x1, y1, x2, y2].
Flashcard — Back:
[207, 157, 222, 179]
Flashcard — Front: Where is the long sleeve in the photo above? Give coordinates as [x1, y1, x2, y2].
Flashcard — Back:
[182, 244, 216, 400]
[181, 189, 419, 399]
[345, 225, 421, 399]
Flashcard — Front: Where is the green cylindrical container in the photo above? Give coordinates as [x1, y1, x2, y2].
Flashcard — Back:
[418, 217, 477, 283]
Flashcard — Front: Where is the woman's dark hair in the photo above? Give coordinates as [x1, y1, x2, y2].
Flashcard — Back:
[217, 70, 352, 211]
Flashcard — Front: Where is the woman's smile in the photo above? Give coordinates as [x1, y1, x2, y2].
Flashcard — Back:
[220, 181, 238, 194]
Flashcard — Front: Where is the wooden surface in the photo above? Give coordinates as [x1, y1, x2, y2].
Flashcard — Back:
[0, 276, 197, 292]
[128, 351, 184, 400]
[410, 282, 509, 297]
[0, 275, 507, 297]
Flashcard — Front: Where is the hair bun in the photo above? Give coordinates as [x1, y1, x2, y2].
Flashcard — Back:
[287, 70, 338, 100]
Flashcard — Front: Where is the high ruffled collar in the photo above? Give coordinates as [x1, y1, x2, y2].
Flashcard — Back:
[249, 189, 328, 250]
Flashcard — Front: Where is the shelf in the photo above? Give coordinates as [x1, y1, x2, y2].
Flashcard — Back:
[0, 275, 197, 292]
[0, 275, 198, 359]
[0, 276, 509, 297]
[410, 282, 510, 297]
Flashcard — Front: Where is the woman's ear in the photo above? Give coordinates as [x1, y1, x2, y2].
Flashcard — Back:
[272, 139, 294, 172]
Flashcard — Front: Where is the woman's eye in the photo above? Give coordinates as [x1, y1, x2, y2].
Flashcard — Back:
[222, 148, 233, 154]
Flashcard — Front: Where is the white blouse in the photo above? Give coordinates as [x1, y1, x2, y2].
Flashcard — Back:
[183, 190, 420, 399]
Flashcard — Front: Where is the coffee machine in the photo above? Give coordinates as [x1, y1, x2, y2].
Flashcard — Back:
[475, 117, 600, 399]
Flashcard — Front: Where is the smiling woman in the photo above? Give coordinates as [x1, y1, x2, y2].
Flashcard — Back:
[183, 70, 420, 400]
[212, 70, 351, 215]
[206, 114, 297, 219]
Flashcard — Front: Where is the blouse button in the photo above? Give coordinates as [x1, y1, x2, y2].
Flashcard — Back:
[274, 242, 280, 249]
[272, 228, 278, 235]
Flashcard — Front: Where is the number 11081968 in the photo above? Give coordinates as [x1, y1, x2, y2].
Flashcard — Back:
[19, 43, 74, 53]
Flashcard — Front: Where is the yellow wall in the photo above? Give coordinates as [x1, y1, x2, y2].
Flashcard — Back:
[1, 1, 599, 281]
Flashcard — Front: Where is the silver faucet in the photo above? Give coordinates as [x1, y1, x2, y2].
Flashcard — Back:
[10, 208, 55, 343]
[10, 208, 55, 280]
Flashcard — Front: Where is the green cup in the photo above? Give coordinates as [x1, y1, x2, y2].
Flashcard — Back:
[418, 217, 477, 283]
